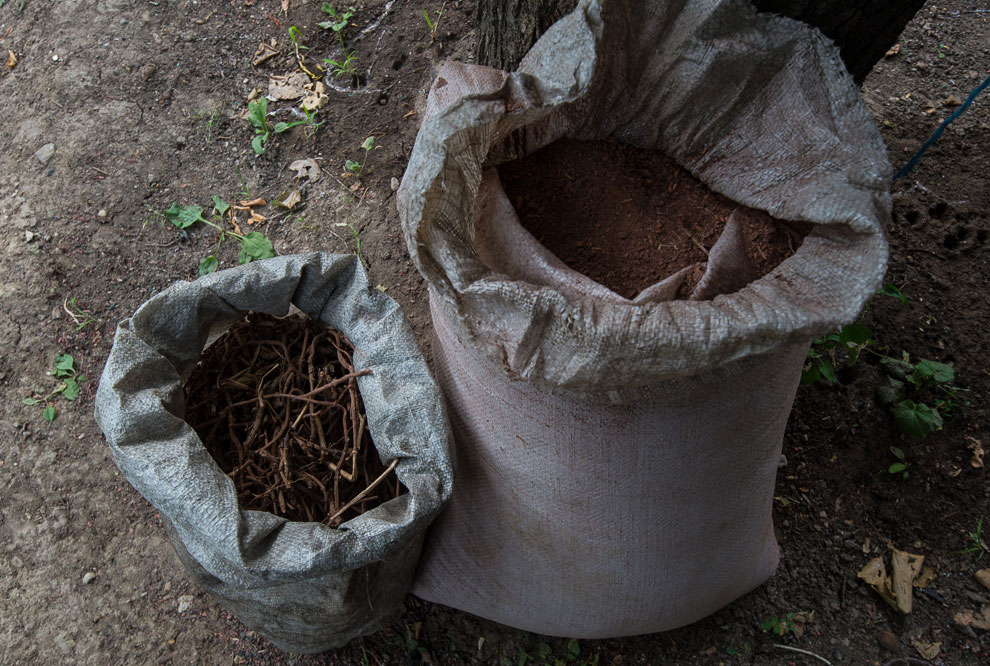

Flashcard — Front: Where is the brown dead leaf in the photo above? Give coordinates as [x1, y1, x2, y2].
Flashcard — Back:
[915, 566, 937, 589]
[954, 606, 990, 631]
[790, 610, 814, 639]
[248, 210, 266, 225]
[943, 95, 964, 107]
[301, 81, 327, 111]
[281, 0, 290, 13]
[288, 158, 321, 183]
[892, 548, 924, 613]
[276, 189, 302, 210]
[885, 43, 901, 58]
[966, 435, 984, 468]
[976, 569, 990, 591]
[911, 639, 941, 660]
[268, 72, 309, 101]
[252, 42, 280, 67]
[231, 217, 244, 236]
[859, 557, 897, 608]
[239, 198, 267, 208]
[5, 49, 16, 69]
[862, 537, 871, 554]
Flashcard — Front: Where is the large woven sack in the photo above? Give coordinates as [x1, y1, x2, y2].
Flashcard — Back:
[398, 0, 889, 637]
[94, 254, 453, 653]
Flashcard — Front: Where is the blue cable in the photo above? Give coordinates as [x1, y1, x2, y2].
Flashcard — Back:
[893, 72, 990, 180]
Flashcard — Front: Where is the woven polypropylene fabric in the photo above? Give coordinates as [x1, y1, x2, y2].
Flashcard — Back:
[94, 253, 453, 653]
[400, 0, 889, 636]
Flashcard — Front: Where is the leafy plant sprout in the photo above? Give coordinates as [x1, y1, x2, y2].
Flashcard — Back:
[324, 50, 358, 79]
[288, 25, 309, 60]
[760, 613, 796, 636]
[164, 200, 275, 275]
[888, 446, 910, 479]
[274, 107, 325, 139]
[344, 136, 376, 178]
[319, 4, 355, 49]
[23, 353, 88, 423]
[247, 97, 272, 154]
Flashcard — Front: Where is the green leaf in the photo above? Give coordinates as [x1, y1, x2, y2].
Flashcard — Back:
[164, 203, 206, 229]
[818, 360, 837, 383]
[43, 406, 56, 422]
[247, 98, 268, 131]
[839, 322, 871, 347]
[238, 232, 275, 264]
[537, 642, 552, 659]
[892, 400, 941, 437]
[22, 397, 41, 405]
[876, 385, 903, 405]
[198, 255, 219, 275]
[881, 357, 913, 381]
[800, 366, 821, 385]
[251, 134, 266, 155]
[52, 353, 76, 379]
[913, 359, 954, 384]
[62, 379, 80, 401]
[880, 284, 910, 306]
[889, 462, 907, 474]
[345, 159, 360, 173]
[566, 639, 580, 661]
[212, 195, 230, 216]
[889, 445, 905, 461]
[361, 136, 375, 151]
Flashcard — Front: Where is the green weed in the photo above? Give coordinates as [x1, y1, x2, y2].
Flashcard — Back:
[324, 50, 358, 79]
[164, 199, 274, 274]
[423, 2, 446, 41]
[23, 353, 87, 423]
[955, 518, 988, 559]
[247, 97, 272, 154]
[319, 4, 355, 49]
[274, 107, 324, 138]
[888, 446, 910, 479]
[760, 613, 795, 636]
[63, 296, 99, 331]
[344, 136, 375, 177]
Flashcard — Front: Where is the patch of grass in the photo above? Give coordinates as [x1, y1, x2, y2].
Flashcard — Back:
[23, 353, 87, 423]
[955, 517, 987, 559]
[324, 50, 358, 79]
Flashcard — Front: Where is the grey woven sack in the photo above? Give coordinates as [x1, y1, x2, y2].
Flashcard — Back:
[399, 0, 889, 638]
[94, 253, 453, 653]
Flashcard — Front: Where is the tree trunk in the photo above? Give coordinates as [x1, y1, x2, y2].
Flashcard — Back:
[475, 0, 578, 71]
[476, 0, 925, 84]
[752, 0, 927, 84]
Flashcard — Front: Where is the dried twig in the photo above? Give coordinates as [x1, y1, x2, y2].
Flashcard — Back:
[773, 644, 833, 666]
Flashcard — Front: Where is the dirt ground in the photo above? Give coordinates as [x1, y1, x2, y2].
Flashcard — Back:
[0, 1, 987, 664]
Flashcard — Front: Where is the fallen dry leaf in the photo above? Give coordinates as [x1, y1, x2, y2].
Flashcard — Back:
[790, 610, 815, 639]
[289, 158, 321, 183]
[248, 210, 266, 225]
[276, 189, 302, 210]
[231, 218, 244, 236]
[954, 606, 990, 631]
[268, 72, 309, 101]
[281, 0, 290, 13]
[6, 49, 16, 69]
[943, 95, 964, 107]
[976, 569, 990, 591]
[915, 566, 937, 589]
[859, 548, 926, 614]
[238, 198, 267, 208]
[911, 639, 941, 660]
[892, 548, 924, 613]
[252, 42, 280, 66]
[302, 81, 327, 111]
[966, 435, 984, 468]
[885, 43, 901, 58]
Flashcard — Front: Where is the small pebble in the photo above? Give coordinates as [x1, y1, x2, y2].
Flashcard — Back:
[390, 177, 400, 191]
[82, 571, 96, 585]
[24, 230, 35, 242]
[877, 630, 899, 652]
[177, 595, 194, 614]
[97, 209, 107, 218]
[34, 143, 55, 165]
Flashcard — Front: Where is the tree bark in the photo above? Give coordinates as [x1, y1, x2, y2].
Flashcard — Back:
[475, 0, 925, 84]
[752, 0, 927, 84]
[475, 0, 578, 71]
